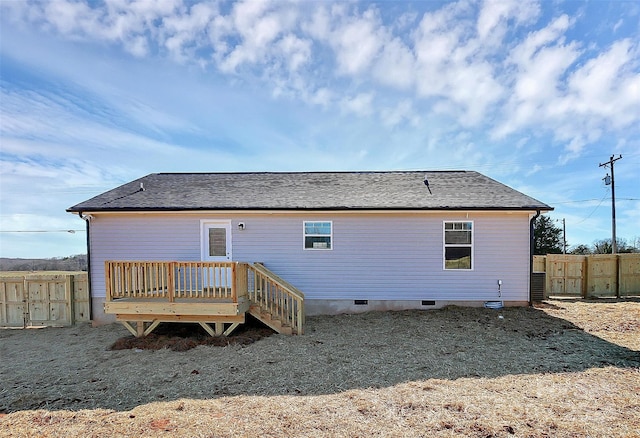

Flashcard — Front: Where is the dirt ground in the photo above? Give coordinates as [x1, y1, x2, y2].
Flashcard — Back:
[1, 299, 639, 437]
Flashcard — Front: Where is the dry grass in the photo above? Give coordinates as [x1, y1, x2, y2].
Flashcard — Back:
[1, 299, 639, 437]
[536, 297, 640, 351]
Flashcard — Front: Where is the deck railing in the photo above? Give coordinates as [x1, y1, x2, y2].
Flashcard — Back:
[248, 263, 305, 334]
[105, 261, 248, 303]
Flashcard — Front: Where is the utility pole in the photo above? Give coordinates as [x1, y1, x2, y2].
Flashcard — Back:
[599, 154, 622, 254]
[562, 218, 566, 254]
[556, 218, 567, 254]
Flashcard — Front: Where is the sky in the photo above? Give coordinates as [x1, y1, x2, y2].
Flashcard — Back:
[0, 0, 639, 259]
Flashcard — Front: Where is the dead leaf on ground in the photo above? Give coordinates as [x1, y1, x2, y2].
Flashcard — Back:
[150, 418, 174, 431]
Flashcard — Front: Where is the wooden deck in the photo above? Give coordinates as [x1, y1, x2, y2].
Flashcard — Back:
[105, 261, 304, 336]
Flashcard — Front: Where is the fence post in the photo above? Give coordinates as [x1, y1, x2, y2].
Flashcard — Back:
[544, 256, 550, 299]
[66, 274, 74, 324]
[582, 256, 588, 298]
[615, 255, 620, 299]
[22, 277, 28, 329]
[544, 254, 553, 298]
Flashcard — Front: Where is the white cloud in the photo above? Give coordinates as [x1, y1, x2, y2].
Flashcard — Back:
[218, 1, 296, 72]
[0, 1, 503, 127]
[372, 37, 415, 89]
[477, 0, 540, 45]
[565, 39, 640, 127]
[340, 92, 374, 116]
[331, 8, 385, 76]
[494, 14, 640, 161]
[35, 0, 187, 57]
[508, 14, 572, 65]
[525, 164, 543, 176]
[493, 15, 578, 137]
[302, 4, 331, 40]
[42, 0, 98, 35]
[276, 33, 312, 71]
[513, 42, 580, 101]
[411, 1, 506, 125]
[160, 2, 217, 61]
[380, 99, 419, 127]
[494, 37, 581, 138]
[305, 87, 333, 108]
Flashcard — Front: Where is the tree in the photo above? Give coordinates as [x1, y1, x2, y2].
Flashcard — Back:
[533, 215, 563, 255]
[592, 238, 635, 254]
[569, 244, 591, 255]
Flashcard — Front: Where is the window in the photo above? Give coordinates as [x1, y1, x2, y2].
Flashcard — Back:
[304, 221, 332, 250]
[444, 221, 473, 270]
[208, 228, 227, 257]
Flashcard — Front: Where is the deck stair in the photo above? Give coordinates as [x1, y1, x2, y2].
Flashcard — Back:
[246, 263, 305, 335]
[248, 304, 293, 335]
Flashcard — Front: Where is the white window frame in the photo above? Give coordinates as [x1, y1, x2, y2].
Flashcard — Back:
[303, 221, 333, 250]
[443, 220, 473, 270]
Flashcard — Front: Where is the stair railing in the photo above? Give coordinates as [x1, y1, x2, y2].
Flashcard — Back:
[247, 263, 305, 334]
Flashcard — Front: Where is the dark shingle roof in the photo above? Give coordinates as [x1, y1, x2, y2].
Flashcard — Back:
[67, 171, 552, 212]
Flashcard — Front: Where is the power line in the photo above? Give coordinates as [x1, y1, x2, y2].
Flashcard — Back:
[0, 230, 85, 233]
[574, 194, 609, 225]
[554, 197, 639, 204]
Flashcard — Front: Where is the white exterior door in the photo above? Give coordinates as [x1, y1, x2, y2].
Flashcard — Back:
[201, 221, 232, 262]
[200, 221, 232, 289]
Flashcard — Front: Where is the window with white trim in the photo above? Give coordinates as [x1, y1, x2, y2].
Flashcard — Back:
[444, 221, 473, 270]
[304, 221, 332, 250]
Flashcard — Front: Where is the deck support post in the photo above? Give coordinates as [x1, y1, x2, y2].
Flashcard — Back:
[136, 321, 144, 337]
[215, 322, 224, 336]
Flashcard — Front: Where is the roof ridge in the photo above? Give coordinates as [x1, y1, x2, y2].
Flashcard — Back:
[153, 170, 470, 175]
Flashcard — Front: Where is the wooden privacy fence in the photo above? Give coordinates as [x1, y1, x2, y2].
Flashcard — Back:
[0, 272, 90, 328]
[533, 254, 640, 298]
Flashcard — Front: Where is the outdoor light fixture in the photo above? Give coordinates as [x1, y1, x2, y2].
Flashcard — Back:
[238, 222, 245, 231]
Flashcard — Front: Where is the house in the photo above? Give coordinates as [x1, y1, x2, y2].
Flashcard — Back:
[67, 171, 552, 336]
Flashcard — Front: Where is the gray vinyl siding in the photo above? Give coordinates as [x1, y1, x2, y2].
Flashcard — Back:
[88, 212, 532, 302]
